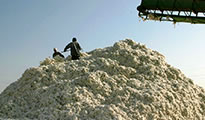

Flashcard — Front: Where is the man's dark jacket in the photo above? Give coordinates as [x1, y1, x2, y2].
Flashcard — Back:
[53, 52, 64, 58]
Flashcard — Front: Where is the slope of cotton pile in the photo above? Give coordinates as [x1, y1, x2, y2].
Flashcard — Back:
[0, 39, 205, 120]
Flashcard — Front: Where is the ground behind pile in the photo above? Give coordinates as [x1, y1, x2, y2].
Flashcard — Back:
[0, 39, 205, 120]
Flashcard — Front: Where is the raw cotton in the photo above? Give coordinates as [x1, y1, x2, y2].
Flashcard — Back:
[0, 39, 205, 120]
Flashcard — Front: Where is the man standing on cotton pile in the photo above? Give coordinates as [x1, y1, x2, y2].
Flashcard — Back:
[63, 37, 82, 60]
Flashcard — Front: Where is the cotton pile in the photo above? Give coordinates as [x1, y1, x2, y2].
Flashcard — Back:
[0, 39, 204, 120]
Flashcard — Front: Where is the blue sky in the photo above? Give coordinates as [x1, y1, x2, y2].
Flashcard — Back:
[0, 0, 205, 92]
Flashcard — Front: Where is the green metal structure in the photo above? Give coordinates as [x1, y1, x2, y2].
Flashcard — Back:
[137, 0, 205, 24]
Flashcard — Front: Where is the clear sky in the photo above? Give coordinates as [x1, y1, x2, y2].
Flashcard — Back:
[0, 0, 205, 93]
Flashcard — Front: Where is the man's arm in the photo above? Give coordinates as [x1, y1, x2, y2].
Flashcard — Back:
[64, 43, 72, 52]
[77, 43, 82, 50]
[59, 53, 65, 58]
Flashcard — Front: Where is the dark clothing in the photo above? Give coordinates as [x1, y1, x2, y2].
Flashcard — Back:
[72, 55, 80, 60]
[53, 52, 65, 58]
[64, 41, 82, 59]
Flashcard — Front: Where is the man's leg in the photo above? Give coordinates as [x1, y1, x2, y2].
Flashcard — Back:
[72, 55, 80, 60]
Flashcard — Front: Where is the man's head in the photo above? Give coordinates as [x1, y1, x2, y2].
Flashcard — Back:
[72, 37, 77, 42]
[53, 48, 58, 53]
